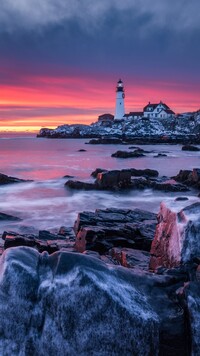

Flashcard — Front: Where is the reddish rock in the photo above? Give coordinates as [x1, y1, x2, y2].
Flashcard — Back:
[149, 201, 200, 271]
[91, 168, 107, 177]
[3, 231, 75, 255]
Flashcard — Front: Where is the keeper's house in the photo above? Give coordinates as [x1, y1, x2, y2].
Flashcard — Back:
[143, 102, 175, 119]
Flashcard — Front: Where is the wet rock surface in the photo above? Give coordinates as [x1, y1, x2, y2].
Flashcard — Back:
[1, 200, 200, 354]
[111, 150, 145, 158]
[154, 153, 168, 158]
[0, 173, 32, 185]
[86, 137, 123, 144]
[182, 145, 200, 151]
[65, 168, 189, 192]
[74, 208, 157, 253]
[91, 167, 159, 178]
[174, 168, 200, 189]
[0, 212, 22, 221]
[2, 228, 76, 255]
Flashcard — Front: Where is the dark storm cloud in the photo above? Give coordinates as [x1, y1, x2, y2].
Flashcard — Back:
[0, 0, 200, 33]
[1, 0, 200, 90]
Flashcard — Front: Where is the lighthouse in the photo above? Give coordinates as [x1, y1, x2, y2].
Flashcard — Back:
[114, 79, 125, 120]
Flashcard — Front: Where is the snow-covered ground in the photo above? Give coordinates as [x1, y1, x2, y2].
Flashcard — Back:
[38, 111, 200, 139]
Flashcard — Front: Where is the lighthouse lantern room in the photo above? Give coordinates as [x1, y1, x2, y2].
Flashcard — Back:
[114, 79, 125, 120]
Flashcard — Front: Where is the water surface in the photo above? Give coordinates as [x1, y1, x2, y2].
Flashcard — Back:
[0, 137, 199, 233]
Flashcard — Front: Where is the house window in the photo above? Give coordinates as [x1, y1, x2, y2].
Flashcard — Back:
[155, 114, 157, 117]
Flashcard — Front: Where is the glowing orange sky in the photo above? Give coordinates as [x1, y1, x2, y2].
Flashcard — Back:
[0, 72, 199, 132]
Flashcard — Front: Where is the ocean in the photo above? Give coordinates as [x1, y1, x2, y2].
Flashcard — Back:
[0, 136, 199, 233]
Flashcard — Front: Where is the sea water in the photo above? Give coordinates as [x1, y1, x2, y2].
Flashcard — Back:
[0, 136, 199, 233]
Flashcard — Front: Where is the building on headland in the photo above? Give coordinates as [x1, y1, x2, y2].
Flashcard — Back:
[143, 102, 175, 119]
[98, 113, 114, 125]
[98, 79, 175, 124]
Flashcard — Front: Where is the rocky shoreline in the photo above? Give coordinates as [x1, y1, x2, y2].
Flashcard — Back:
[0, 200, 200, 354]
[0, 166, 200, 354]
[37, 110, 200, 145]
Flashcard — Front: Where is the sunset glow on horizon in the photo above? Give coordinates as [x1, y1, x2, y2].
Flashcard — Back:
[1, 71, 200, 132]
[0, 0, 200, 132]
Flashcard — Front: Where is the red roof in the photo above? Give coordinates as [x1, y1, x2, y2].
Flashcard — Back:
[98, 113, 114, 121]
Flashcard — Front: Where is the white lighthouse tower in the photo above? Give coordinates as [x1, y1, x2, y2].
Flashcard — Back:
[114, 79, 125, 120]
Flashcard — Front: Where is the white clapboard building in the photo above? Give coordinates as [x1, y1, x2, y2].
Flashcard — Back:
[143, 102, 175, 119]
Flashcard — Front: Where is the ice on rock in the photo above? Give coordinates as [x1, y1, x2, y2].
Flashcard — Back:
[0, 247, 159, 355]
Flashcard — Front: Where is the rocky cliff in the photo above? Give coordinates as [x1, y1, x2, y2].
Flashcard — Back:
[37, 111, 200, 142]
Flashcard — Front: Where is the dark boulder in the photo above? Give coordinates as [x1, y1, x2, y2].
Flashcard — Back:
[0, 212, 22, 221]
[175, 197, 189, 201]
[153, 153, 167, 158]
[91, 167, 158, 179]
[128, 147, 151, 153]
[87, 138, 123, 144]
[173, 169, 192, 183]
[111, 150, 145, 158]
[182, 145, 200, 151]
[75, 208, 157, 253]
[91, 168, 107, 178]
[0, 173, 32, 185]
[65, 173, 188, 193]
[78, 149, 87, 152]
[65, 180, 97, 190]
[174, 168, 200, 188]
[130, 168, 159, 177]
[39, 230, 65, 240]
[150, 179, 189, 192]
[95, 169, 131, 189]
[63, 174, 75, 178]
[130, 177, 188, 192]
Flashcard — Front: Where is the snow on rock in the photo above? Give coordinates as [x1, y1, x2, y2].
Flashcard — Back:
[38, 111, 200, 139]
[0, 246, 159, 355]
[150, 201, 200, 271]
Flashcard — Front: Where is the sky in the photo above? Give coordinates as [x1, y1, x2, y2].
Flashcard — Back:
[0, 0, 200, 132]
